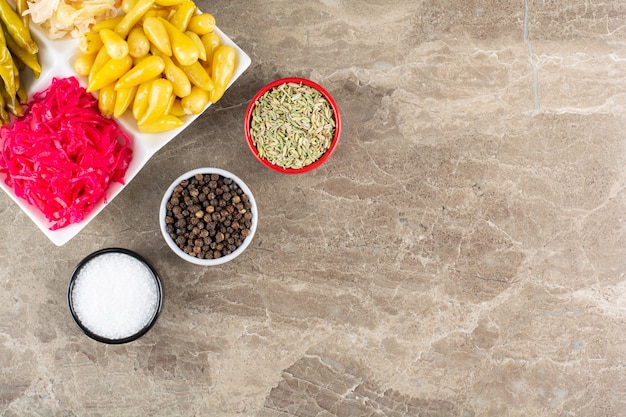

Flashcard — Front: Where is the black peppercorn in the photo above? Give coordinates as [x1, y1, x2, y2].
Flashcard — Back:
[165, 172, 254, 260]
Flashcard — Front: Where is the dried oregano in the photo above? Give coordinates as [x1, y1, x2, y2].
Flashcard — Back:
[249, 82, 335, 169]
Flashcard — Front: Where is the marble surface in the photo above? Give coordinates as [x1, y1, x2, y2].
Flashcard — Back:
[1, 0, 626, 416]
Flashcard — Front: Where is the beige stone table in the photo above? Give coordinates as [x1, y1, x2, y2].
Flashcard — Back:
[1, 1, 625, 416]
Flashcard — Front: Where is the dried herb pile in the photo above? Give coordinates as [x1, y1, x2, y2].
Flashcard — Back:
[249, 82, 335, 169]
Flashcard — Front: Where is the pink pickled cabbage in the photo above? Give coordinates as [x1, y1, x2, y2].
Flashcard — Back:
[0, 76, 133, 230]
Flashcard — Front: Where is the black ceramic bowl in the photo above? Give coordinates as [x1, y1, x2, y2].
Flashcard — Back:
[67, 248, 163, 344]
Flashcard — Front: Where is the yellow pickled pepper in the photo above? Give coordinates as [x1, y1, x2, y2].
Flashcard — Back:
[113, 85, 138, 118]
[98, 83, 117, 117]
[121, 0, 139, 13]
[132, 80, 152, 120]
[200, 32, 220, 70]
[168, 98, 186, 117]
[87, 55, 133, 92]
[155, 0, 185, 5]
[138, 78, 173, 124]
[79, 32, 103, 55]
[143, 17, 172, 56]
[115, 0, 156, 38]
[209, 45, 236, 103]
[115, 55, 164, 89]
[99, 28, 129, 59]
[88, 46, 111, 85]
[73, 52, 96, 76]
[169, 0, 196, 31]
[184, 31, 206, 61]
[181, 85, 209, 114]
[127, 26, 150, 58]
[179, 60, 213, 91]
[187, 13, 215, 35]
[91, 16, 124, 32]
[138, 114, 184, 133]
[158, 17, 198, 66]
[161, 54, 191, 97]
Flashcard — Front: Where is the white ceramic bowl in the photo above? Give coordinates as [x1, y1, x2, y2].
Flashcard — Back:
[159, 168, 257, 266]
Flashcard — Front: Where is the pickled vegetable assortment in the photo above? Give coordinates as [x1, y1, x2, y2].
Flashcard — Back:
[74, 0, 237, 132]
[0, 77, 132, 230]
[0, 0, 40, 125]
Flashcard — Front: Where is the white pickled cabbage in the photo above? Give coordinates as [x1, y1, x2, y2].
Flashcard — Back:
[25, 0, 118, 39]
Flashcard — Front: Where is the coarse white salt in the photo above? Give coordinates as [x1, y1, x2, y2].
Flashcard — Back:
[71, 252, 160, 341]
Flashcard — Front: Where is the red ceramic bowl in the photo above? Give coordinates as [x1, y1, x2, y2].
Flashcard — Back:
[244, 77, 341, 174]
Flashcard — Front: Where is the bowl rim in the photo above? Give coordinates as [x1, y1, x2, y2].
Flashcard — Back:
[67, 247, 163, 344]
[244, 77, 341, 174]
[159, 167, 258, 266]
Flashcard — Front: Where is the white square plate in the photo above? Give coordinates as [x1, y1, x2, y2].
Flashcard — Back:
[0, 19, 251, 246]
